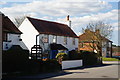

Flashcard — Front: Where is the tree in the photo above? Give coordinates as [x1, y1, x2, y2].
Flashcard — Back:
[82, 21, 113, 39]
[81, 21, 113, 56]
[13, 16, 26, 27]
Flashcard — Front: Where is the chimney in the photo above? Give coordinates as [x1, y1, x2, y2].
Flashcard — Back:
[95, 29, 100, 34]
[85, 29, 90, 33]
[66, 15, 71, 28]
[67, 15, 69, 21]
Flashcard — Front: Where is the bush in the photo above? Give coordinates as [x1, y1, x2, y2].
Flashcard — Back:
[2, 45, 29, 73]
[56, 53, 68, 60]
[28, 59, 61, 73]
[68, 50, 82, 60]
[80, 51, 102, 66]
[3, 45, 62, 74]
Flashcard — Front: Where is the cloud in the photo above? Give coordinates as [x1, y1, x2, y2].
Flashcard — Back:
[0, 0, 112, 19]
[0, 1, 117, 34]
[57, 9, 118, 26]
[56, 9, 118, 35]
[0, 1, 6, 5]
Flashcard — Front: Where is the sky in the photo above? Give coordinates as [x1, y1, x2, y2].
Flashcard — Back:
[0, 0, 119, 46]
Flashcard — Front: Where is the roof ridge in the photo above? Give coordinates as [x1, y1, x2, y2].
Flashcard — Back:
[27, 17, 68, 26]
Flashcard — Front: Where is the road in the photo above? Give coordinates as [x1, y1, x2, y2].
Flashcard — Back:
[3, 61, 119, 80]
[51, 61, 119, 79]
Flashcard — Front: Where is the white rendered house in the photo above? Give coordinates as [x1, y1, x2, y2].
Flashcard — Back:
[19, 17, 78, 59]
[2, 14, 28, 50]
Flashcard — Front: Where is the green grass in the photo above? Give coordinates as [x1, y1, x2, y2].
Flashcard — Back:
[102, 57, 120, 61]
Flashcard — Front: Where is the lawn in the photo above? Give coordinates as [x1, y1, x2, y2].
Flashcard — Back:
[102, 57, 120, 61]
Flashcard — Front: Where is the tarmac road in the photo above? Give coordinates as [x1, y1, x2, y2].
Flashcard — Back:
[2, 61, 119, 80]
[50, 61, 119, 79]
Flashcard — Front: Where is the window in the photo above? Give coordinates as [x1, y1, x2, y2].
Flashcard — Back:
[53, 35, 57, 43]
[72, 38, 75, 45]
[3, 33, 7, 41]
[64, 37, 67, 45]
[79, 43, 84, 48]
[42, 35, 48, 43]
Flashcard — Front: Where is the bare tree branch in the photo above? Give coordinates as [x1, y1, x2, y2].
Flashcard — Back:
[13, 16, 26, 27]
[82, 21, 113, 56]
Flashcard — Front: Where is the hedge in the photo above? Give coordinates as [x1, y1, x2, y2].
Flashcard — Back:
[2, 45, 61, 74]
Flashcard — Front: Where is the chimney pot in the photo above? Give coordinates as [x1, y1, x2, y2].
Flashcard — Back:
[95, 29, 100, 34]
[85, 29, 90, 33]
[67, 15, 69, 21]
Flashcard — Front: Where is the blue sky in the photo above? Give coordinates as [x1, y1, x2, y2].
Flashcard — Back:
[0, 0, 119, 45]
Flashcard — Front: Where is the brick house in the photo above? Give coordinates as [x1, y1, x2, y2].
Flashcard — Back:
[79, 29, 112, 57]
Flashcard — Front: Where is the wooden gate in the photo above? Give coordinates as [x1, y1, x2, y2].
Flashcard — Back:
[31, 45, 42, 59]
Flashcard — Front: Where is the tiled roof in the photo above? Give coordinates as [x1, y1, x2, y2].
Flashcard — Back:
[27, 17, 78, 38]
[2, 15, 22, 34]
[79, 29, 111, 42]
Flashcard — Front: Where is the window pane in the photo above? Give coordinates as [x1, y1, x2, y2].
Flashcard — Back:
[64, 37, 67, 45]
[53, 35, 57, 43]
[72, 38, 75, 45]
[42, 35, 48, 43]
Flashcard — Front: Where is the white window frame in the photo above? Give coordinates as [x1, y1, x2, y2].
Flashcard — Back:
[64, 37, 67, 45]
[53, 35, 57, 43]
[42, 34, 49, 43]
[72, 38, 75, 45]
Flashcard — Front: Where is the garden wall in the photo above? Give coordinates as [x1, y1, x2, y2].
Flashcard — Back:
[62, 60, 83, 69]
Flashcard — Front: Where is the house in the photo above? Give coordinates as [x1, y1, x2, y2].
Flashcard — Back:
[112, 45, 120, 57]
[2, 13, 28, 50]
[78, 29, 112, 57]
[19, 16, 78, 59]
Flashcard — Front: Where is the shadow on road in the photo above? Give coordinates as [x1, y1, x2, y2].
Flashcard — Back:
[2, 71, 73, 80]
[2, 62, 119, 80]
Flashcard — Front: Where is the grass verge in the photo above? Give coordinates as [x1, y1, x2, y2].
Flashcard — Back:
[102, 57, 120, 61]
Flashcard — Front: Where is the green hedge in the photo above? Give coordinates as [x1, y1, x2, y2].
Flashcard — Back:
[3, 45, 61, 74]
[80, 51, 102, 66]
[2, 45, 29, 73]
[68, 50, 82, 60]
[68, 50, 102, 66]
[27, 59, 61, 74]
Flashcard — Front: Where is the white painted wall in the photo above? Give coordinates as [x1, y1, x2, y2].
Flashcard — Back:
[62, 60, 83, 69]
[19, 18, 39, 51]
[57, 36, 78, 51]
[3, 33, 28, 50]
[38, 34, 78, 51]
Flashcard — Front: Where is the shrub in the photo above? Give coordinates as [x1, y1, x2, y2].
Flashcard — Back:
[2, 45, 29, 73]
[28, 59, 61, 73]
[56, 53, 68, 60]
[80, 51, 102, 66]
[68, 50, 82, 60]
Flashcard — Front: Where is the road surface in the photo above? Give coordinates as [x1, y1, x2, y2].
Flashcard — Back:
[51, 61, 119, 79]
[3, 61, 119, 80]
